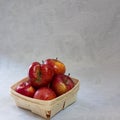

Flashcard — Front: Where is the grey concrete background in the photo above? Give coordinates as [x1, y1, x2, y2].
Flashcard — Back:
[0, 0, 120, 120]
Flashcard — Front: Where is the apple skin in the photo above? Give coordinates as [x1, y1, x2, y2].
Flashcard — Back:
[28, 62, 41, 80]
[15, 81, 35, 97]
[28, 62, 54, 88]
[44, 58, 66, 75]
[33, 87, 56, 100]
[52, 74, 74, 96]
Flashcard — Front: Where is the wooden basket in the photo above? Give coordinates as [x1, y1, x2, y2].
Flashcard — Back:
[10, 77, 80, 119]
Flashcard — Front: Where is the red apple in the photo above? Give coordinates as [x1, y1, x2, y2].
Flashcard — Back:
[28, 61, 54, 88]
[52, 74, 74, 96]
[15, 81, 35, 97]
[44, 58, 66, 75]
[33, 87, 56, 100]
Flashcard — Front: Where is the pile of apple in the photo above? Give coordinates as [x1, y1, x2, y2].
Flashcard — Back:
[15, 58, 75, 100]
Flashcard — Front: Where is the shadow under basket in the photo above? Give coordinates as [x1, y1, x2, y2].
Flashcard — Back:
[10, 77, 80, 119]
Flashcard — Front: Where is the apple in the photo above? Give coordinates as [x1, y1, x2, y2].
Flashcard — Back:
[28, 61, 54, 88]
[15, 81, 35, 97]
[44, 58, 66, 75]
[51, 74, 74, 96]
[33, 87, 56, 100]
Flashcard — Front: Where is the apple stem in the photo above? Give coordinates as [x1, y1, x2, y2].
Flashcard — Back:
[56, 57, 58, 60]
[42, 60, 44, 64]
[68, 73, 70, 76]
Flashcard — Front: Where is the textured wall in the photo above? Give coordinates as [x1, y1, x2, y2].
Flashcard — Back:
[1, 0, 120, 67]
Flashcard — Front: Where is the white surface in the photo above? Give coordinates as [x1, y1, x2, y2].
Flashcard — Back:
[0, 0, 120, 120]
